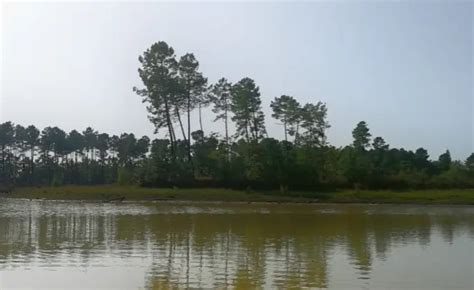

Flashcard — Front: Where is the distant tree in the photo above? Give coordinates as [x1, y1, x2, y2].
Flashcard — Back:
[50, 127, 68, 160]
[231, 78, 266, 142]
[83, 127, 98, 161]
[68, 130, 85, 163]
[108, 135, 120, 159]
[178, 53, 207, 162]
[438, 150, 452, 171]
[191, 130, 219, 178]
[465, 153, 474, 172]
[96, 133, 110, 163]
[24, 125, 40, 180]
[58, 129, 74, 162]
[0, 122, 15, 146]
[117, 133, 137, 167]
[134, 41, 179, 159]
[209, 78, 233, 157]
[415, 147, 429, 161]
[352, 121, 371, 151]
[145, 139, 173, 186]
[14, 125, 27, 154]
[372, 137, 388, 151]
[40, 127, 67, 160]
[196, 89, 212, 134]
[259, 138, 296, 192]
[270, 95, 301, 142]
[413, 147, 431, 172]
[134, 136, 150, 161]
[291, 106, 305, 145]
[0, 122, 15, 176]
[300, 102, 330, 147]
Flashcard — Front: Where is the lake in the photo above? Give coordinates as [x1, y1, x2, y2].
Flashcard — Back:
[0, 198, 473, 289]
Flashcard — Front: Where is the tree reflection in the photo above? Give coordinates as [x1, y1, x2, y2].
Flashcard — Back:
[0, 202, 472, 289]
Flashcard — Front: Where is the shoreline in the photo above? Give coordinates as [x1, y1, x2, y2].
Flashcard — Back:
[3, 185, 474, 205]
[3, 197, 474, 207]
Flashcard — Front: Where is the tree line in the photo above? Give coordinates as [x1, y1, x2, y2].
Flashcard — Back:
[1, 40, 473, 191]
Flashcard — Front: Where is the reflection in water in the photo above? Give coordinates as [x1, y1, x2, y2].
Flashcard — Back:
[0, 199, 473, 289]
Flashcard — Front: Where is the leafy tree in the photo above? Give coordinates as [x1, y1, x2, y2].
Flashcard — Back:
[191, 130, 219, 179]
[117, 133, 134, 166]
[352, 121, 371, 151]
[40, 127, 67, 160]
[300, 102, 330, 147]
[259, 138, 296, 192]
[209, 78, 233, 157]
[24, 125, 40, 181]
[142, 139, 173, 186]
[371, 137, 389, 180]
[134, 136, 150, 160]
[372, 137, 388, 151]
[231, 78, 266, 142]
[415, 147, 429, 161]
[465, 153, 474, 172]
[68, 130, 85, 163]
[178, 53, 207, 162]
[438, 150, 452, 171]
[270, 95, 300, 142]
[0, 122, 15, 179]
[96, 133, 110, 163]
[14, 125, 27, 154]
[339, 146, 372, 189]
[413, 147, 431, 172]
[134, 41, 179, 159]
[83, 127, 97, 160]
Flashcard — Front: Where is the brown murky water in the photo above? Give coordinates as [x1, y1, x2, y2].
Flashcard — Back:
[0, 198, 473, 289]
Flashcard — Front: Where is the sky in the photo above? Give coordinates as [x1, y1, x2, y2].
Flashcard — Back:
[1, 1, 473, 160]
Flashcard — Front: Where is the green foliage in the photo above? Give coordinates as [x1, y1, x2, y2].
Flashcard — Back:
[270, 95, 301, 142]
[2, 41, 473, 193]
[51, 172, 64, 187]
[209, 78, 233, 154]
[1, 120, 473, 191]
[466, 153, 474, 172]
[437, 150, 452, 171]
[134, 41, 180, 158]
[372, 137, 388, 151]
[300, 102, 330, 146]
[352, 121, 371, 151]
[231, 78, 266, 142]
[117, 167, 133, 185]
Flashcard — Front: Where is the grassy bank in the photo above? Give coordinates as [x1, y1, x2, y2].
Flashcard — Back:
[5, 185, 474, 204]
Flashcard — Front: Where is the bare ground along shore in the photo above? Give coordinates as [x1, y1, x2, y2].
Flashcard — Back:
[2, 185, 474, 205]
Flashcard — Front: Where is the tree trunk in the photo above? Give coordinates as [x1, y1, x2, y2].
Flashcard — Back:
[186, 93, 192, 163]
[175, 107, 188, 142]
[171, 124, 176, 149]
[244, 120, 249, 142]
[199, 104, 203, 133]
[30, 145, 35, 184]
[1, 144, 5, 177]
[284, 120, 288, 142]
[251, 110, 258, 142]
[295, 122, 300, 144]
[164, 97, 176, 160]
[225, 109, 230, 161]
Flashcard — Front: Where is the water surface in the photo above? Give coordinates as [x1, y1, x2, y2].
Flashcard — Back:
[0, 199, 473, 289]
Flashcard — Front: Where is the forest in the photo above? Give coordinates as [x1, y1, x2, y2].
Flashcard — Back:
[1, 41, 473, 192]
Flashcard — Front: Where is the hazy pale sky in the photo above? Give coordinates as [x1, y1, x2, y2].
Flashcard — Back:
[1, 1, 473, 160]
